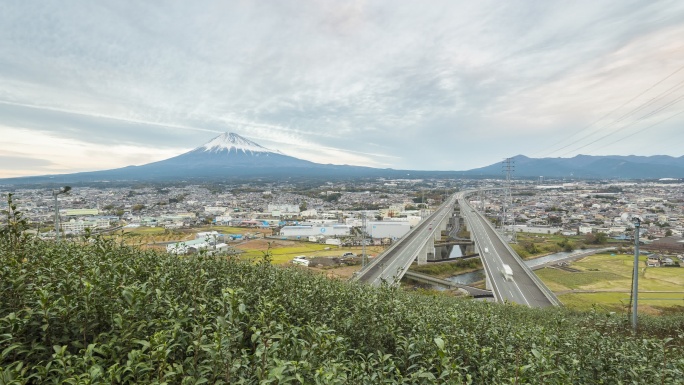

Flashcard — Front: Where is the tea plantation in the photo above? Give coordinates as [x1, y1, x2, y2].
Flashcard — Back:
[1, 235, 683, 384]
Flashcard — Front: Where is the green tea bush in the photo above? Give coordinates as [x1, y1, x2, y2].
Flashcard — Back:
[1, 234, 683, 384]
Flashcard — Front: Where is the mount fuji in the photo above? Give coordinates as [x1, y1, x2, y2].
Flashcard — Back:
[2, 132, 418, 184]
[142, 132, 319, 170]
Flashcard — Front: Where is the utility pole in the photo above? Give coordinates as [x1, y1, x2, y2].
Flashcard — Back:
[631, 217, 641, 331]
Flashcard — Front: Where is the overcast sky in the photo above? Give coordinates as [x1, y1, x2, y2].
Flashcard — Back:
[2, 1, 684, 178]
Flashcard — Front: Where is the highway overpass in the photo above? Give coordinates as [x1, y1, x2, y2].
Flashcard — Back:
[353, 194, 459, 286]
[459, 194, 559, 307]
[353, 190, 559, 308]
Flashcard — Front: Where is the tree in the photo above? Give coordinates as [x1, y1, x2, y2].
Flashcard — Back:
[585, 232, 608, 245]
[324, 193, 342, 202]
[665, 229, 673, 237]
[557, 237, 574, 252]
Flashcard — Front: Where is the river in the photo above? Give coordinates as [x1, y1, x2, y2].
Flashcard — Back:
[448, 245, 463, 258]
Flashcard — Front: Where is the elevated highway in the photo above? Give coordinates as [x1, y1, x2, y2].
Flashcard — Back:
[460, 194, 559, 307]
[353, 194, 459, 286]
[352, 189, 559, 308]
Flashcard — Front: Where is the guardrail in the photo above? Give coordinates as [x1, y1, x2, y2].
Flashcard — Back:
[353, 194, 459, 284]
[463, 196, 560, 306]
[498, 237, 561, 306]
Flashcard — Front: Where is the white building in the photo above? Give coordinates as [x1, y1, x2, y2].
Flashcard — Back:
[280, 225, 351, 237]
[366, 221, 411, 239]
[204, 206, 228, 214]
[167, 239, 209, 255]
[300, 209, 318, 218]
[510, 225, 562, 235]
[578, 225, 593, 235]
[268, 204, 299, 213]
[215, 215, 233, 223]
[61, 218, 112, 234]
[196, 231, 221, 240]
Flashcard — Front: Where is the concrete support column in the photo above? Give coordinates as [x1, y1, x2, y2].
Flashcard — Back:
[417, 242, 427, 265]
[417, 240, 431, 265]
[439, 217, 448, 232]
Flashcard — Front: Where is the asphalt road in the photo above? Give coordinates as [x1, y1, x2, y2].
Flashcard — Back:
[355, 194, 459, 286]
[460, 197, 557, 308]
[356, 191, 558, 308]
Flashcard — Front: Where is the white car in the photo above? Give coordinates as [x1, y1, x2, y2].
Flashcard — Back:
[292, 256, 309, 266]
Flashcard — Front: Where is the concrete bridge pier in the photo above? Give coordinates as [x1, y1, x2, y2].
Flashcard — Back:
[433, 244, 449, 260]
[438, 217, 448, 235]
[417, 239, 434, 265]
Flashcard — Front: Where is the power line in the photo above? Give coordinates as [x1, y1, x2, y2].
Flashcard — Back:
[550, 88, 684, 157]
[535, 63, 684, 158]
[560, 95, 684, 157]
[557, 95, 684, 157]
[592, 109, 684, 151]
[609, 79, 684, 124]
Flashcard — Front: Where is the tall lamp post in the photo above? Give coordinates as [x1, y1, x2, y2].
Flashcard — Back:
[631, 217, 641, 331]
[53, 186, 71, 241]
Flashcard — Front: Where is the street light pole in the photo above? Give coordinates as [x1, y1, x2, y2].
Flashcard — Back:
[631, 217, 641, 331]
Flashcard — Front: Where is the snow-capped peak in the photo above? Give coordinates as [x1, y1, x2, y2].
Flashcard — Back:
[201, 133, 274, 154]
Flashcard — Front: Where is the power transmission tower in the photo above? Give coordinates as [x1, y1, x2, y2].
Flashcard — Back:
[502, 158, 516, 243]
[361, 212, 368, 267]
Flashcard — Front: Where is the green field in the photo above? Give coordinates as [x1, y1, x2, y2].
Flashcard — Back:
[110, 226, 272, 247]
[195, 225, 271, 235]
[512, 232, 628, 259]
[240, 243, 384, 265]
[559, 292, 684, 311]
[123, 226, 167, 235]
[537, 253, 684, 313]
[239, 243, 338, 264]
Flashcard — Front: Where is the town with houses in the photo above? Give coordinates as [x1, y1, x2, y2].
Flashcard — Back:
[2, 178, 684, 263]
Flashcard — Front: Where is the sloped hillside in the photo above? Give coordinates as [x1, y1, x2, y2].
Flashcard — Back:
[1, 236, 683, 384]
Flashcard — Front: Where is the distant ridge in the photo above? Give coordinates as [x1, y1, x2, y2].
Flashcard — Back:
[1, 133, 683, 185]
[0, 132, 411, 184]
[462, 154, 684, 179]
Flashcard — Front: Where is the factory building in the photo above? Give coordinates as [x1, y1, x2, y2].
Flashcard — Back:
[280, 225, 351, 237]
[365, 221, 411, 239]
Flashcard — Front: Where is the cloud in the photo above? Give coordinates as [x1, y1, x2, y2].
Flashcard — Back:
[1, 0, 684, 177]
[0, 126, 185, 177]
[0, 155, 53, 168]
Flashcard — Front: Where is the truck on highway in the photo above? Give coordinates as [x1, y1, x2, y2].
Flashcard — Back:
[501, 264, 513, 281]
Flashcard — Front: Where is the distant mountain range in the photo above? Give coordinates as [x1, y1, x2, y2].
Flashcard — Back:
[1, 133, 682, 185]
[460, 154, 684, 179]
[1, 133, 419, 185]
